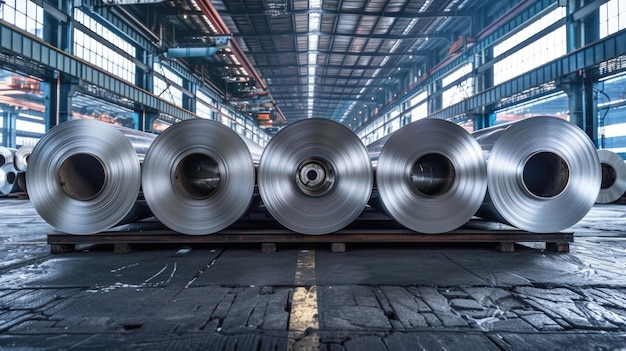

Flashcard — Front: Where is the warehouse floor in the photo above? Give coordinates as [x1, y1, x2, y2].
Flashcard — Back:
[0, 199, 626, 350]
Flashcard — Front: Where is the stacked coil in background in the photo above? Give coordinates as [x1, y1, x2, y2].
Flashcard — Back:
[14, 145, 34, 193]
[258, 119, 373, 234]
[141, 119, 258, 235]
[27, 119, 156, 235]
[0, 146, 17, 195]
[0, 145, 35, 195]
[0, 146, 14, 167]
[370, 119, 487, 233]
[596, 149, 626, 204]
[472, 116, 601, 233]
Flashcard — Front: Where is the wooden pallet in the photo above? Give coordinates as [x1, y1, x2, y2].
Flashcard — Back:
[47, 220, 573, 254]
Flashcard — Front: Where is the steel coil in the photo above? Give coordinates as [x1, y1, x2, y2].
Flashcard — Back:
[0, 163, 18, 195]
[142, 119, 257, 235]
[14, 145, 34, 172]
[473, 116, 601, 233]
[258, 118, 373, 234]
[0, 147, 15, 167]
[372, 119, 487, 233]
[16, 172, 27, 193]
[28, 119, 156, 235]
[596, 149, 626, 204]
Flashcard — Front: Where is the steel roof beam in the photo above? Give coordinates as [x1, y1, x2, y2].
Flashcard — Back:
[221, 9, 471, 18]
[244, 49, 429, 57]
[232, 31, 452, 40]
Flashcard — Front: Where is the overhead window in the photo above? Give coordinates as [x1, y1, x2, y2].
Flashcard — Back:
[493, 7, 566, 85]
[153, 63, 183, 107]
[73, 9, 136, 83]
[442, 63, 474, 107]
[0, 0, 44, 38]
[600, 0, 626, 38]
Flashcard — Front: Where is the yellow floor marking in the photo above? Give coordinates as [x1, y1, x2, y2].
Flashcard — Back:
[288, 249, 319, 350]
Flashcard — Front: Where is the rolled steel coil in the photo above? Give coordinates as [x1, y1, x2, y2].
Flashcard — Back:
[14, 145, 34, 172]
[142, 119, 257, 235]
[258, 118, 373, 234]
[0, 163, 18, 195]
[372, 119, 487, 233]
[0, 147, 15, 167]
[473, 116, 601, 233]
[596, 149, 626, 204]
[16, 172, 27, 193]
[28, 119, 156, 235]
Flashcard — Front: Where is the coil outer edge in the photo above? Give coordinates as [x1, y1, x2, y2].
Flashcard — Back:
[258, 118, 373, 235]
[373, 119, 487, 234]
[596, 149, 626, 204]
[142, 119, 256, 235]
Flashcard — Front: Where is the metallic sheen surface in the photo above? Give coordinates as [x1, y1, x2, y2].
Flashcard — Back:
[258, 118, 373, 235]
[16, 172, 27, 193]
[28, 119, 155, 235]
[473, 116, 601, 233]
[14, 145, 34, 172]
[0, 163, 18, 195]
[0, 147, 15, 167]
[373, 119, 487, 233]
[142, 119, 256, 235]
[596, 149, 626, 204]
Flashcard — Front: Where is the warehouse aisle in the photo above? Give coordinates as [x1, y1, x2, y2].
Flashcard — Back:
[0, 199, 625, 350]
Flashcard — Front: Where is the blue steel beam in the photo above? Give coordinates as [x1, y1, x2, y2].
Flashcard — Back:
[428, 30, 626, 120]
[0, 21, 197, 122]
[356, 0, 558, 132]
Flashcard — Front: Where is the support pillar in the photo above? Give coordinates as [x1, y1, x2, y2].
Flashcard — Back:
[558, 75, 597, 143]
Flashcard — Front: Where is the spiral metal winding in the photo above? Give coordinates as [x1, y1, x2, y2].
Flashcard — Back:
[14, 145, 34, 172]
[0, 163, 18, 195]
[373, 119, 487, 233]
[258, 118, 373, 234]
[596, 149, 626, 204]
[141, 119, 257, 235]
[473, 116, 601, 233]
[27, 119, 155, 234]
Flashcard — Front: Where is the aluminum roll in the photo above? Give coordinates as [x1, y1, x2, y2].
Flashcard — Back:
[28, 119, 156, 235]
[372, 119, 487, 233]
[258, 118, 373, 234]
[473, 116, 601, 233]
[0, 163, 18, 195]
[16, 172, 27, 193]
[14, 145, 34, 172]
[0, 147, 15, 167]
[596, 149, 626, 204]
[142, 119, 257, 235]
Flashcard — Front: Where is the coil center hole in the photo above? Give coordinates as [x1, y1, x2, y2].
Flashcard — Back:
[58, 154, 106, 201]
[5, 171, 16, 184]
[600, 163, 616, 190]
[175, 153, 221, 200]
[522, 152, 570, 198]
[410, 153, 456, 197]
[307, 170, 319, 181]
[296, 159, 335, 196]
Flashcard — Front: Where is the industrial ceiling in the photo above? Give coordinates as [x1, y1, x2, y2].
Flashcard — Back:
[120, 0, 520, 129]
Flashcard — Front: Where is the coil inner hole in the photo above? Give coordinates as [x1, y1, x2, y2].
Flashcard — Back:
[4, 170, 16, 184]
[296, 159, 335, 196]
[522, 152, 570, 198]
[58, 154, 106, 201]
[175, 153, 221, 200]
[600, 163, 617, 190]
[410, 153, 456, 196]
[0, 155, 5, 165]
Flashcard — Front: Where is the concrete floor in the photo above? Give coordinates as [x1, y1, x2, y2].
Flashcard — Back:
[0, 198, 626, 350]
